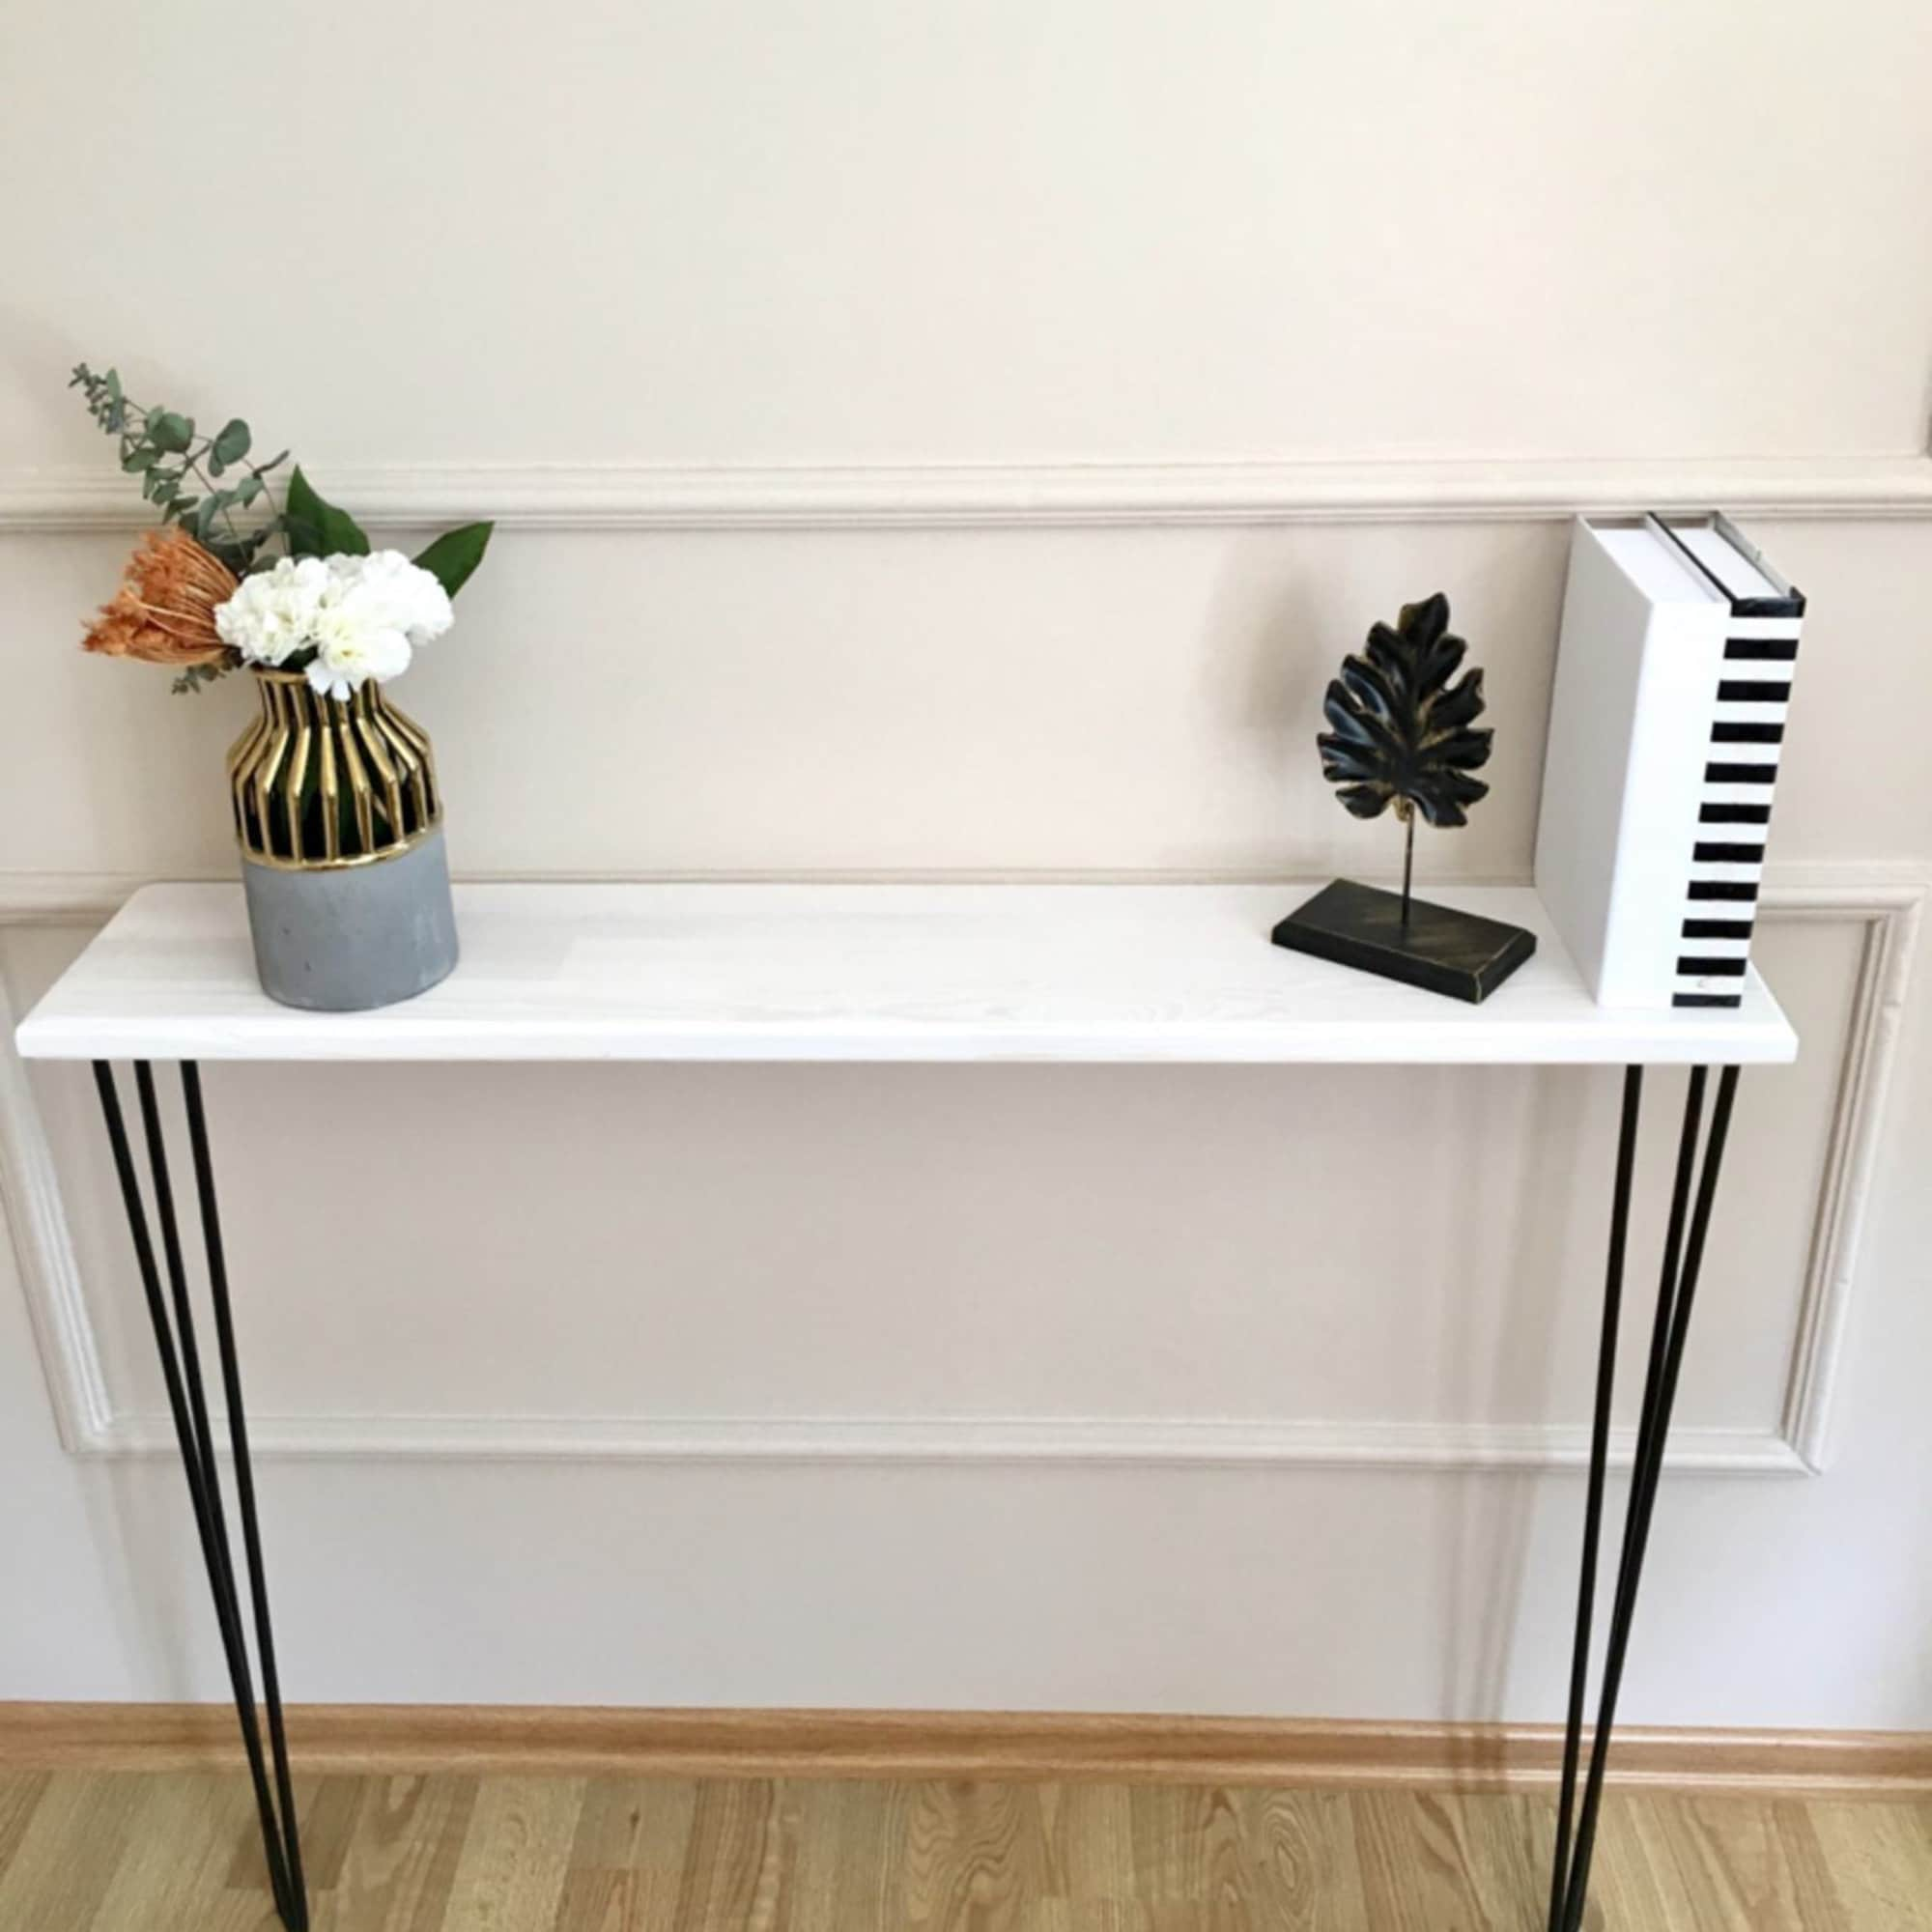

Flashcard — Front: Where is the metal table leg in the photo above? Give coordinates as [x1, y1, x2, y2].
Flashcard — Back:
[93, 1061, 307, 1932]
[77, 1046, 1740, 1932]
[1547, 1063, 1740, 1932]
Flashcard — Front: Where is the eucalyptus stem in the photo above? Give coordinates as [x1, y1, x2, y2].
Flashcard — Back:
[72, 363, 287, 569]
[180, 443, 252, 554]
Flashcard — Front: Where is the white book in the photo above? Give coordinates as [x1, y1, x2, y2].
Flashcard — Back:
[1534, 514, 1803, 1009]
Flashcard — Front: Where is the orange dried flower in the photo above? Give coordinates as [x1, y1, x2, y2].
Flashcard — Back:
[81, 527, 239, 668]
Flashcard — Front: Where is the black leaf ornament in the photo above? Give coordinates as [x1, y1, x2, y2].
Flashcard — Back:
[1318, 591, 1492, 829]
[1273, 589, 1533, 1004]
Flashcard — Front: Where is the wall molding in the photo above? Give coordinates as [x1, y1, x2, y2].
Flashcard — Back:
[4, 454, 1932, 531]
[0, 949, 112, 1452]
[6, 1701, 1931, 1796]
[71, 1408, 1808, 1473]
[1, 864, 1920, 1473]
[1763, 865, 1925, 1471]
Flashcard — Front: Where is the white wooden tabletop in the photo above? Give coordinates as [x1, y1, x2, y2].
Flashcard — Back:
[14, 882, 1797, 1065]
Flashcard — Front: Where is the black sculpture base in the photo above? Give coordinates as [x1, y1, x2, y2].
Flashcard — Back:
[1271, 878, 1535, 1005]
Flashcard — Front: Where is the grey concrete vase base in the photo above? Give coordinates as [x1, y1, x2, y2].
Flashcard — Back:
[242, 829, 460, 1012]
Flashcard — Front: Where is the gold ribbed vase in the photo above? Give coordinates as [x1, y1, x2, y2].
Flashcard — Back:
[227, 668, 458, 1011]
[227, 668, 443, 868]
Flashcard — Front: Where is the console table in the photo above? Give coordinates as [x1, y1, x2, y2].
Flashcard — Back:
[15, 881, 1797, 1932]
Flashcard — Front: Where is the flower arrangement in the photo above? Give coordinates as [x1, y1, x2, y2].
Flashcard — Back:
[70, 364, 492, 696]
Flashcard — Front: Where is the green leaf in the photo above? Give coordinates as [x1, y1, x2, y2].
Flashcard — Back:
[236, 475, 264, 505]
[212, 418, 251, 466]
[148, 410, 193, 453]
[194, 497, 223, 540]
[255, 449, 290, 473]
[121, 446, 155, 473]
[170, 661, 232, 696]
[412, 521, 494, 599]
[285, 465, 369, 558]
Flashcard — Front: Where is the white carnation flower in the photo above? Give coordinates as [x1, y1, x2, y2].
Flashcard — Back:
[304, 620, 412, 700]
[330, 550, 452, 647]
[213, 555, 330, 666]
[303, 571, 412, 699]
[215, 548, 455, 697]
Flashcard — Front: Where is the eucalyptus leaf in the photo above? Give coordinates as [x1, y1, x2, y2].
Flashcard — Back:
[170, 661, 231, 696]
[149, 411, 192, 453]
[213, 419, 251, 466]
[412, 520, 494, 599]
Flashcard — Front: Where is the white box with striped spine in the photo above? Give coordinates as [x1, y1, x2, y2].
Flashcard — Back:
[1534, 514, 1802, 1010]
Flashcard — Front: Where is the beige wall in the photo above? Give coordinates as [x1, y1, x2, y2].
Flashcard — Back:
[1, 0, 1929, 1725]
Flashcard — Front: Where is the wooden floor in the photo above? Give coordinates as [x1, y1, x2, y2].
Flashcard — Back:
[2, 1771, 1930, 1930]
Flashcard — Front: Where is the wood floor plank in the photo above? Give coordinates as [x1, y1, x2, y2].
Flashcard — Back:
[1773, 1799, 1861, 1932]
[566, 1775, 698, 1876]
[1795, 1800, 1932, 1930]
[300, 1776, 374, 1896]
[86, 1773, 264, 1932]
[0, 1769, 150, 1931]
[669, 1776, 804, 1932]
[1585, 1794, 1681, 1932]
[1034, 1783, 1135, 1908]
[547, 1865, 633, 1932]
[0, 1773, 50, 1872]
[220, 1775, 366, 1896]
[1020, 1903, 1161, 1931]
[788, 1777, 892, 1932]
[1453, 1793, 1550, 1929]
[898, 1779, 1046, 1929]
[325, 1774, 479, 1932]
[1242, 1789, 1370, 1931]
[1128, 1784, 1243, 1913]
[1641, 1792, 1812, 1930]
[1348, 1789, 1517, 1931]
[6, 1768, 1931, 1930]
[437, 1775, 582, 1932]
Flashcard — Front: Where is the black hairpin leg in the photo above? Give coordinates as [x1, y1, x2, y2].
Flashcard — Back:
[93, 1061, 307, 1932]
[1547, 1063, 1740, 1932]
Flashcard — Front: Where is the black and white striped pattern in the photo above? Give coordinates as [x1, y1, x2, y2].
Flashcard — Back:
[1675, 629, 1800, 1008]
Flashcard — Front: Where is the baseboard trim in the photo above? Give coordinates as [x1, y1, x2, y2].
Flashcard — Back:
[3, 1704, 1928, 1797]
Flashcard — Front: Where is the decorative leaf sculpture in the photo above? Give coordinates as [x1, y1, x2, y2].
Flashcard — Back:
[1277, 590, 1527, 991]
[1318, 592, 1492, 829]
